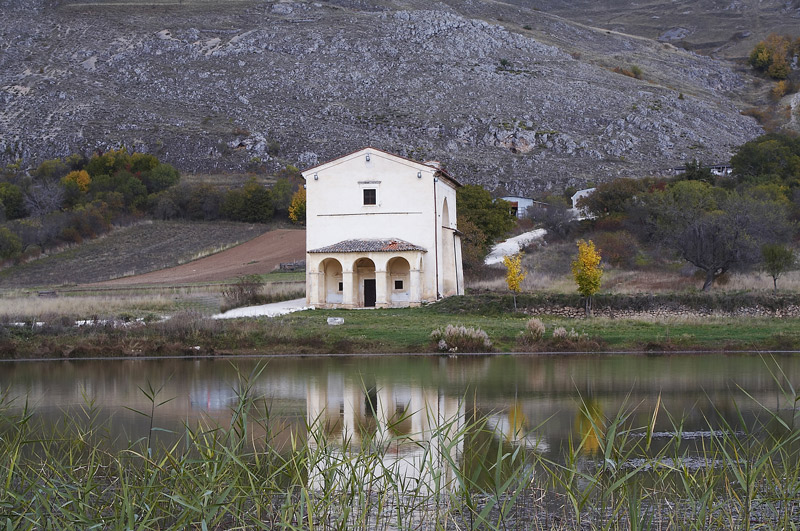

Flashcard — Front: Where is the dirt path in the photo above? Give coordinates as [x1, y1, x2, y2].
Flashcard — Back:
[96, 229, 306, 286]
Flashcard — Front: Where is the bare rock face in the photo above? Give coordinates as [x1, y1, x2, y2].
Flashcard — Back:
[0, 0, 766, 194]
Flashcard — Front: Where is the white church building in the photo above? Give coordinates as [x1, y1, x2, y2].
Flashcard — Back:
[302, 147, 464, 309]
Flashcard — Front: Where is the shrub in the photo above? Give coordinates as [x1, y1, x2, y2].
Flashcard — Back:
[21, 244, 41, 261]
[593, 230, 639, 268]
[528, 196, 572, 239]
[60, 227, 82, 244]
[187, 184, 223, 221]
[518, 318, 545, 347]
[772, 80, 790, 100]
[0, 182, 27, 219]
[0, 227, 22, 259]
[271, 178, 294, 216]
[579, 178, 647, 218]
[748, 34, 794, 79]
[142, 163, 180, 194]
[90, 171, 148, 211]
[221, 275, 264, 311]
[222, 178, 274, 223]
[552, 327, 587, 343]
[430, 325, 492, 352]
[612, 66, 642, 79]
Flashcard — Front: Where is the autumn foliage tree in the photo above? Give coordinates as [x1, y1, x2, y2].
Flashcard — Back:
[571, 239, 603, 316]
[61, 170, 91, 192]
[748, 33, 798, 80]
[502, 252, 526, 310]
[288, 188, 306, 225]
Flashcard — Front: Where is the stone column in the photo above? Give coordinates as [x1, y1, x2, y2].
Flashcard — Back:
[410, 265, 423, 307]
[375, 268, 389, 308]
[306, 261, 318, 306]
[342, 267, 355, 309]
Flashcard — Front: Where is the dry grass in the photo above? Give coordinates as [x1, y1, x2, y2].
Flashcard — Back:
[468, 265, 800, 295]
[0, 277, 306, 321]
[0, 294, 175, 320]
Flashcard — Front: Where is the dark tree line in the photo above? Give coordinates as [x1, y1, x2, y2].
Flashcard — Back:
[0, 150, 303, 261]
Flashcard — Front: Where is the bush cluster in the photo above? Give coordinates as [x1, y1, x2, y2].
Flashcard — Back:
[748, 33, 800, 80]
[517, 317, 545, 347]
[221, 275, 264, 310]
[430, 324, 492, 353]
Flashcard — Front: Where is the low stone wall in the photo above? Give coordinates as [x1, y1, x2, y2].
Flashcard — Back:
[523, 304, 800, 319]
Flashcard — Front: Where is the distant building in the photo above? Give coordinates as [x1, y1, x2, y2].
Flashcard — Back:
[571, 188, 595, 208]
[569, 187, 596, 219]
[302, 147, 464, 309]
[501, 196, 535, 219]
[669, 163, 733, 177]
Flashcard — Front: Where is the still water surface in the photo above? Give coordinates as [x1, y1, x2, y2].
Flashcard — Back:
[1, 353, 797, 459]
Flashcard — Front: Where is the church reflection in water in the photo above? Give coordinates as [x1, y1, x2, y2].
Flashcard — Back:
[305, 374, 465, 493]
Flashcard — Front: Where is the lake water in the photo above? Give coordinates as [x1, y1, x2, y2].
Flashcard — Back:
[1, 353, 797, 460]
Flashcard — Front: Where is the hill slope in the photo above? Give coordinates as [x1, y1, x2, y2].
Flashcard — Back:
[96, 228, 305, 286]
[0, 0, 773, 194]
[0, 221, 283, 288]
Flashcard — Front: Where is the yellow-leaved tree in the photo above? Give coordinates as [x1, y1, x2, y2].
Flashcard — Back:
[61, 170, 91, 192]
[571, 239, 602, 316]
[288, 188, 306, 225]
[502, 252, 526, 310]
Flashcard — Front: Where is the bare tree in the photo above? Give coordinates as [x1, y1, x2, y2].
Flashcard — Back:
[528, 196, 573, 239]
[24, 180, 64, 217]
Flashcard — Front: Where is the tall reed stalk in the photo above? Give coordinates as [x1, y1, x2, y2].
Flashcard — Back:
[1, 358, 800, 529]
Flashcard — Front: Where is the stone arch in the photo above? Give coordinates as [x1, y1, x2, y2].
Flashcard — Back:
[441, 197, 456, 295]
[354, 257, 377, 307]
[387, 256, 411, 305]
[320, 258, 344, 305]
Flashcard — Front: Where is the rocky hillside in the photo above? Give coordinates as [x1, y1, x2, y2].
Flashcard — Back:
[0, 0, 778, 195]
[508, 0, 800, 59]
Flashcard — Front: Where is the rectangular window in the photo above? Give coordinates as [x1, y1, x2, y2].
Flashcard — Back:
[394, 280, 404, 290]
[363, 188, 377, 205]
[338, 282, 344, 292]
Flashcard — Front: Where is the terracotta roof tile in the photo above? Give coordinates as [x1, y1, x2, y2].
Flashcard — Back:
[308, 238, 426, 253]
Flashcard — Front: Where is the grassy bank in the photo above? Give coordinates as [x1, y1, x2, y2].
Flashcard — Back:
[2, 293, 800, 359]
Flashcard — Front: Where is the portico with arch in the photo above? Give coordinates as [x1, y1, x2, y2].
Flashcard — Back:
[307, 247, 424, 308]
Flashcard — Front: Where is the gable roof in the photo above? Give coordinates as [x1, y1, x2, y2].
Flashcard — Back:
[308, 238, 427, 254]
[301, 147, 461, 188]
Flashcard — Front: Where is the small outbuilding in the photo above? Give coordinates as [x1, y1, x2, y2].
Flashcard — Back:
[501, 196, 535, 219]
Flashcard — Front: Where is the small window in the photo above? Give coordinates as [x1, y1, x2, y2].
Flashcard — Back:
[394, 280, 404, 290]
[338, 282, 344, 292]
[363, 188, 377, 205]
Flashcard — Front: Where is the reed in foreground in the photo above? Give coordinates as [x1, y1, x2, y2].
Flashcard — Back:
[1, 361, 799, 529]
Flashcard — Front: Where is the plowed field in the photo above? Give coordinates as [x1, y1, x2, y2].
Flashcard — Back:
[98, 228, 305, 286]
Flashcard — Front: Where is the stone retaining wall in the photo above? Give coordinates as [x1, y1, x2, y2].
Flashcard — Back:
[523, 304, 800, 319]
